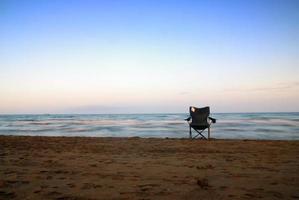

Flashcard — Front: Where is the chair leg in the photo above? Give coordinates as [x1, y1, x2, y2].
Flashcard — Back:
[192, 128, 207, 140]
[208, 127, 210, 140]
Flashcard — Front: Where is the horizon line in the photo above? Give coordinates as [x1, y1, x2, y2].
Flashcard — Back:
[1, 111, 299, 115]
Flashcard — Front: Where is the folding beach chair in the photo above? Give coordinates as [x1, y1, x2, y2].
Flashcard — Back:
[185, 106, 216, 140]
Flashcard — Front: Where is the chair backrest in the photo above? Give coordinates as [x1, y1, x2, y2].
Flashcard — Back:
[189, 106, 210, 126]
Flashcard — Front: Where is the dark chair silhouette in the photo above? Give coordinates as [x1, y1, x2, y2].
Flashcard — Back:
[185, 106, 216, 140]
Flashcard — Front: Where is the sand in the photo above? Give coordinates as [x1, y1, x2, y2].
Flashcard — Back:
[0, 136, 299, 200]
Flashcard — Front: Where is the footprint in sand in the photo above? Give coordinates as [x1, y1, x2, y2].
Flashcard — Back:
[196, 164, 214, 170]
[219, 186, 228, 190]
[138, 184, 160, 192]
[67, 183, 75, 188]
[47, 191, 62, 196]
[0, 191, 16, 199]
[196, 178, 210, 189]
[81, 183, 102, 189]
[34, 190, 41, 194]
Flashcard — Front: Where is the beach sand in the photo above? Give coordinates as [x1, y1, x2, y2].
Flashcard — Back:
[0, 136, 298, 199]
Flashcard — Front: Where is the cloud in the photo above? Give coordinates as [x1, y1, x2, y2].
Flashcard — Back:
[62, 105, 125, 114]
[223, 81, 299, 93]
[178, 91, 190, 95]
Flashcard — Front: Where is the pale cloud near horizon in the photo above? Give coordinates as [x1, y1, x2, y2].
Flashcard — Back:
[222, 81, 299, 92]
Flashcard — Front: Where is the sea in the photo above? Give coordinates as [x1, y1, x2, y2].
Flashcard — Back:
[0, 113, 298, 140]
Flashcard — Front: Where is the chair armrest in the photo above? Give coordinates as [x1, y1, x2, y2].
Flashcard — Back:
[208, 117, 216, 123]
[184, 116, 191, 121]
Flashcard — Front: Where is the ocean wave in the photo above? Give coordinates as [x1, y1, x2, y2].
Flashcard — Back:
[254, 128, 282, 133]
[0, 113, 298, 140]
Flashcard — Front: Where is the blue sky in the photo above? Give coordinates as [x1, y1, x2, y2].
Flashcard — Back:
[0, 0, 299, 113]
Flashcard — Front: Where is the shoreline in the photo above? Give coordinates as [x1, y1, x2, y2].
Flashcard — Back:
[1, 135, 299, 199]
[1, 134, 299, 141]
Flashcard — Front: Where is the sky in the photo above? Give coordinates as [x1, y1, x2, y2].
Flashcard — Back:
[0, 0, 299, 114]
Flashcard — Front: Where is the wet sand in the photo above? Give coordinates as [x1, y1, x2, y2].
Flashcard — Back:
[0, 136, 299, 199]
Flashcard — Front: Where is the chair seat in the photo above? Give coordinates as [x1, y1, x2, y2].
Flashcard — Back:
[190, 124, 209, 130]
